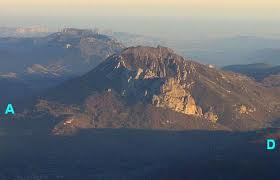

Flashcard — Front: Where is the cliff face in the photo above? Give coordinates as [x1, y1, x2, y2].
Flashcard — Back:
[152, 78, 203, 116]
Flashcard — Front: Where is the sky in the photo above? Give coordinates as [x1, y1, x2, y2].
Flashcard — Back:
[1, 0, 280, 41]
[1, 0, 280, 65]
[1, 0, 280, 20]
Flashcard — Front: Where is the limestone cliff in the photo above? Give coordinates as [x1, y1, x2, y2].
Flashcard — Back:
[152, 78, 202, 116]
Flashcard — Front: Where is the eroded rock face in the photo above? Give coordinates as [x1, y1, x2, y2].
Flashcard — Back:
[103, 46, 216, 119]
[152, 78, 203, 116]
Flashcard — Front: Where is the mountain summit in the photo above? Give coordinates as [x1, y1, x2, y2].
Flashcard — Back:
[21, 46, 280, 134]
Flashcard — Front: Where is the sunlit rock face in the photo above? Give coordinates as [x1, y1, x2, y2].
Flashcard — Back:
[152, 78, 202, 116]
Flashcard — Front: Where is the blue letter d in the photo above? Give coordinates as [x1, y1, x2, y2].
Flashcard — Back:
[267, 139, 276, 150]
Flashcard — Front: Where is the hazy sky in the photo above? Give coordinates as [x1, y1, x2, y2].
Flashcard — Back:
[1, 0, 280, 65]
[1, 0, 280, 19]
[1, 0, 280, 40]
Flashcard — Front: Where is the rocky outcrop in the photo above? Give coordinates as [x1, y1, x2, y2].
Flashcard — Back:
[204, 112, 219, 123]
[152, 78, 202, 116]
[53, 115, 94, 135]
[236, 104, 256, 115]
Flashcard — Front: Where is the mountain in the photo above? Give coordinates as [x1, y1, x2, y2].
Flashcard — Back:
[0, 26, 50, 37]
[0, 28, 125, 102]
[223, 63, 280, 80]
[13, 46, 279, 135]
[0, 28, 124, 76]
[223, 63, 280, 88]
[248, 48, 280, 65]
[172, 36, 280, 66]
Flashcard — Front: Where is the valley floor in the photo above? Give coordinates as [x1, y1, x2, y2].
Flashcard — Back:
[0, 129, 279, 180]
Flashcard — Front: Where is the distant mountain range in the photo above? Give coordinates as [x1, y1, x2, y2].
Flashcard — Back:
[12, 46, 279, 135]
[177, 36, 280, 66]
[248, 48, 280, 65]
[112, 32, 165, 47]
[0, 28, 124, 76]
[3, 27, 280, 66]
[223, 63, 280, 80]
[0, 28, 124, 102]
[223, 63, 280, 87]
[0, 26, 50, 37]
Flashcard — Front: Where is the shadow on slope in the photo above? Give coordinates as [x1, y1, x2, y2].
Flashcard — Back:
[0, 129, 278, 180]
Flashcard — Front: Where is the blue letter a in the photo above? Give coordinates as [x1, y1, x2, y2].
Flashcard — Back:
[5, 104, 15, 115]
[267, 139, 276, 150]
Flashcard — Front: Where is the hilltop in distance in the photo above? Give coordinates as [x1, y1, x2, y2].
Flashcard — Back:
[223, 63, 280, 87]
[0, 28, 125, 102]
[0, 28, 124, 76]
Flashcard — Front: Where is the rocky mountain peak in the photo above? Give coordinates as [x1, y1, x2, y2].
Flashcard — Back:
[116, 46, 182, 69]
[41, 46, 280, 133]
[83, 46, 214, 118]
[100, 46, 199, 82]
